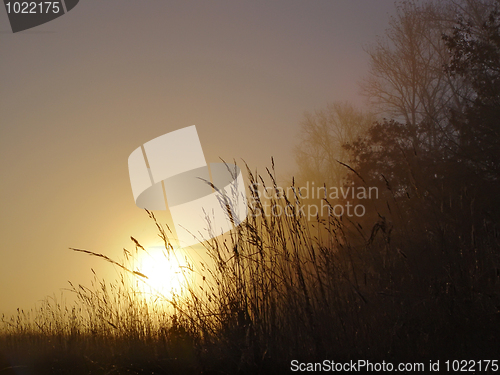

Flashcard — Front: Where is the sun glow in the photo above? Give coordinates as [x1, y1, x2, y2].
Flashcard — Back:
[135, 245, 192, 299]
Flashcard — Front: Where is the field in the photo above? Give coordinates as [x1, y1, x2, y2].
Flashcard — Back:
[1, 166, 499, 374]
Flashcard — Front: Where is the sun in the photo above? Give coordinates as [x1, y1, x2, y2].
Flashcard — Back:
[136, 245, 192, 299]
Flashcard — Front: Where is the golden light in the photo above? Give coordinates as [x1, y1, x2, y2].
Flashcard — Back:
[135, 245, 193, 300]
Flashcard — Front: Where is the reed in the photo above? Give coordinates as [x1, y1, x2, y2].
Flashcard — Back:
[1, 163, 499, 374]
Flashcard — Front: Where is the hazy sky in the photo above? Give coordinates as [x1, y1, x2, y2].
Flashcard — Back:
[0, 0, 397, 316]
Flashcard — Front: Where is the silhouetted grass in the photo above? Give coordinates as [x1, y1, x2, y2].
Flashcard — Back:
[1, 164, 499, 374]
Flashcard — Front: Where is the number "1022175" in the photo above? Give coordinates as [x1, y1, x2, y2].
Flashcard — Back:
[5, 2, 60, 14]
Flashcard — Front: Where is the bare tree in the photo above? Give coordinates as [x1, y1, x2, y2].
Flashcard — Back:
[294, 0, 496, 188]
[360, 0, 475, 153]
[294, 102, 374, 187]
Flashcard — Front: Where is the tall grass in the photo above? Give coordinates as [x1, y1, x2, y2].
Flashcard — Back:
[1, 163, 499, 374]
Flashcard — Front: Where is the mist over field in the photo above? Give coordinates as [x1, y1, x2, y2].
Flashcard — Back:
[1, 0, 500, 373]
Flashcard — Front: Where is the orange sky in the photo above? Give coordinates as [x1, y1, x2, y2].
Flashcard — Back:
[0, 0, 396, 316]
